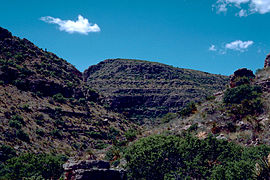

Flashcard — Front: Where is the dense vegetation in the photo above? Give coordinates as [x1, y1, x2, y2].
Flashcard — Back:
[125, 134, 270, 180]
[0, 145, 67, 180]
[223, 77, 263, 119]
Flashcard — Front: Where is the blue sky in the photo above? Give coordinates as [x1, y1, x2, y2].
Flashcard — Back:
[0, 0, 270, 75]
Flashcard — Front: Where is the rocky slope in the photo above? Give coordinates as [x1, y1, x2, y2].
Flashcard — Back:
[83, 59, 229, 124]
[0, 27, 136, 156]
[147, 61, 270, 147]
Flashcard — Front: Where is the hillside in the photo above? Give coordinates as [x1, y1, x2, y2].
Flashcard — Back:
[83, 59, 229, 124]
[148, 64, 270, 147]
[0, 27, 136, 156]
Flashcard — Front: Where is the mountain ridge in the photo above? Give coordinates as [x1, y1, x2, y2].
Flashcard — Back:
[83, 58, 229, 124]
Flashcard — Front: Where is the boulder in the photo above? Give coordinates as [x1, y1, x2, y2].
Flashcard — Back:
[63, 160, 127, 180]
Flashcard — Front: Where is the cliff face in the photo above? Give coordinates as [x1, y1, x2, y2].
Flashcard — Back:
[0, 27, 135, 155]
[84, 59, 229, 124]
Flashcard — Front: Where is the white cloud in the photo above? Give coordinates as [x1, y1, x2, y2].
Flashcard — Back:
[209, 40, 254, 54]
[250, 0, 270, 14]
[238, 9, 248, 16]
[214, 0, 270, 16]
[225, 40, 254, 51]
[209, 45, 217, 51]
[40, 15, 100, 35]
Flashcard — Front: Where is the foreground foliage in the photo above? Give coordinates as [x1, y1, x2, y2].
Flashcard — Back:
[125, 134, 270, 179]
[0, 147, 67, 180]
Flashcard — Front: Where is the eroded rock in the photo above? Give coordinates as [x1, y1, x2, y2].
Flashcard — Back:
[63, 160, 126, 180]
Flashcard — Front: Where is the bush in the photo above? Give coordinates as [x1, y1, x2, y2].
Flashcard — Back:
[223, 84, 262, 104]
[160, 113, 177, 124]
[224, 84, 263, 117]
[8, 120, 22, 129]
[52, 93, 66, 103]
[36, 128, 45, 136]
[124, 129, 137, 141]
[0, 145, 16, 162]
[16, 130, 30, 142]
[234, 76, 252, 87]
[178, 102, 197, 117]
[0, 153, 67, 180]
[50, 129, 63, 139]
[124, 134, 270, 180]
[11, 114, 24, 125]
[94, 140, 108, 150]
[20, 104, 30, 111]
[35, 114, 44, 125]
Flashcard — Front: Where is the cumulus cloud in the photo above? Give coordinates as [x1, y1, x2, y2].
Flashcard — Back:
[40, 15, 100, 35]
[214, 0, 270, 16]
[225, 40, 254, 51]
[209, 45, 217, 51]
[209, 40, 254, 54]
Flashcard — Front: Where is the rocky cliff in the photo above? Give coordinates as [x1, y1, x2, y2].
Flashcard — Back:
[83, 59, 229, 124]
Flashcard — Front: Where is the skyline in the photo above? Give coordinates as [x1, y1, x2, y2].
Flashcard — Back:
[1, 0, 270, 75]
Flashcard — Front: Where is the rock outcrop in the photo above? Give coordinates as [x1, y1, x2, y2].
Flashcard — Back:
[63, 160, 127, 180]
[264, 53, 270, 68]
[229, 68, 255, 88]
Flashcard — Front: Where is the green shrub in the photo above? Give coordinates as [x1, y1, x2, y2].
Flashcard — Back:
[124, 129, 137, 141]
[21, 104, 30, 111]
[124, 134, 270, 180]
[210, 160, 255, 180]
[50, 129, 63, 139]
[11, 114, 24, 125]
[35, 114, 44, 125]
[224, 84, 263, 117]
[105, 146, 121, 161]
[161, 113, 177, 124]
[205, 95, 216, 101]
[223, 84, 262, 104]
[55, 118, 65, 127]
[178, 102, 197, 117]
[85, 131, 102, 139]
[8, 120, 22, 129]
[9, 115, 25, 128]
[16, 130, 30, 142]
[107, 127, 120, 140]
[36, 128, 45, 136]
[94, 140, 108, 150]
[0, 145, 16, 162]
[52, 93, 66, 103]
[78, 98, 86, 104]
[234, 76, 252, 86]
[0, 153, 67, 180]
